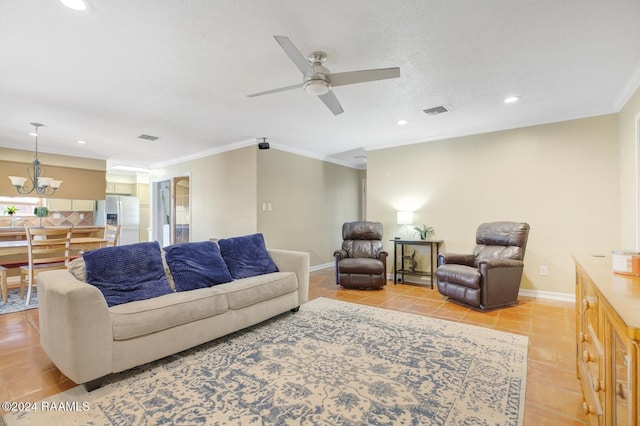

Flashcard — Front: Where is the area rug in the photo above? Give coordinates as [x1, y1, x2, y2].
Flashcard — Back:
[0, 288, 37, 315]
[2, 297, 528, 425]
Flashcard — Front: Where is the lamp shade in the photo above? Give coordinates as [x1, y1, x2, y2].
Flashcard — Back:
[397, 211, 413, 225]
[38, 177, 53, 187]
[8, 176, 27, 187]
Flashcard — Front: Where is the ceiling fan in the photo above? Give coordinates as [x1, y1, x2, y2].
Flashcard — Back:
[247, 36, 401, 115]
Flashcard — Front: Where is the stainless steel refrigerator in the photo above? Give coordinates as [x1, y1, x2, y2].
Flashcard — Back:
[95, 195, 140, 245]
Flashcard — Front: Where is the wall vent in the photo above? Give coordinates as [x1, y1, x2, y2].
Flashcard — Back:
[422, 105, 449, 116]
[138, 134, 159, 141]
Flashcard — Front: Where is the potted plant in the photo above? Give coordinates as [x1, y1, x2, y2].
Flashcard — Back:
[414, 224, 435, 240]
[4, 205, 18, 216]
[4, 205, 18, 226]
[34, 206, 50, 227]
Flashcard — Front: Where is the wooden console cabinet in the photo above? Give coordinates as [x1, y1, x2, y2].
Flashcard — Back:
[574, 253, 640, 425]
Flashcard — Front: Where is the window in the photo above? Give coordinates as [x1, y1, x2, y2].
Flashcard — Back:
[0, 196, 44, 216]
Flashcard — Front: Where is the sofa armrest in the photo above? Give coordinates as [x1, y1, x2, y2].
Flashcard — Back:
[438, 253, 475, 267]
[38, 270, 113, 384]
[268, 249, 310, 306]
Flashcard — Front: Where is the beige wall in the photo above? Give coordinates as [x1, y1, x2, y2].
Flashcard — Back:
[618, 86, 640, 249]
[0, 147, 106, 199]
[150, 146, 258, 242]
[257, 149, 362, 266]
[367, 114, 620, 295]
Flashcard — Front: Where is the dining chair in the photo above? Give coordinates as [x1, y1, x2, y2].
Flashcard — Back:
[104, 224, 121, 246]
[20, 226, 72, 305]
[0, 266, 7, 303]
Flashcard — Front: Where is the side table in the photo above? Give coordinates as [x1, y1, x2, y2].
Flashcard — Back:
[391, 239, 443, 289]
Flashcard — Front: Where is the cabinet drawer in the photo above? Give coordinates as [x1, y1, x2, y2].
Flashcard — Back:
[579, 361, 603, 425]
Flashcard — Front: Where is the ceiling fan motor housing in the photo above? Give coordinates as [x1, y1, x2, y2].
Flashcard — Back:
[304, 55, 331, 95]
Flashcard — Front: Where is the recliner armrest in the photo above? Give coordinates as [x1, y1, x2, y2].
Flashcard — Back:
[477, 258, 524, 269]
[334, 249, 348, 260]
[438, 253, 475, 267]
[377, 251, 388, 261]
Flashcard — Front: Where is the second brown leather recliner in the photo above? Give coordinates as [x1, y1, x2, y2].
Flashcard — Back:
[334, 221, 388, 289]
[436, 221, 530, 310]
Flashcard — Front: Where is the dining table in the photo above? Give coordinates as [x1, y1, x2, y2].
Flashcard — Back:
[0, 237, 108, 256]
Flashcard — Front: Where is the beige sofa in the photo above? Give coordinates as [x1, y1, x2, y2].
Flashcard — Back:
[37, 248, 309, 390]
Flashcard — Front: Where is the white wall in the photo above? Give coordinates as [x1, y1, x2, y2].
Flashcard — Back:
[618, 86, 640, 249]
[257, 148, 362, 266]
[150, 146, 258, 242]
[367, 114, 620, 295]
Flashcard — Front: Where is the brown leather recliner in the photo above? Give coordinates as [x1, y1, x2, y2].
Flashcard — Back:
[436, 221, 530, 310]
[334, 221, 388, 289]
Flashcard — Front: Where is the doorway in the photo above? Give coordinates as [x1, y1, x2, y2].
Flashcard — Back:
[151, 176, 191, 246]
[152, 180, 171, 246]
[173, 176, 190, 244]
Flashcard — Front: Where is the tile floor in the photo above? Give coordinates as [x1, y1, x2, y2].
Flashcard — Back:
[0, 269, 589, 424]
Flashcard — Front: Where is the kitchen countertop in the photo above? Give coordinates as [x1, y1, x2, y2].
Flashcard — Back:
[0, 225, 105, 239]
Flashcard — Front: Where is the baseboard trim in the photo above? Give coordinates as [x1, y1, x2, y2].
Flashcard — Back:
[310, 262, 333, 272]
[518, 288, 575, 303]
[325, 268, 576, 303]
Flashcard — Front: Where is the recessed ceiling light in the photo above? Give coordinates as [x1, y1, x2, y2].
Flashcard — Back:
[504, 96, 520, 104]
[77, 140, 86, 144]
[397, 120, 408, 126]
[60, 0, 87, 11]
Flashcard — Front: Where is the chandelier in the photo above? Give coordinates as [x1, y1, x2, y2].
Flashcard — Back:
[8, 123, 63, 195]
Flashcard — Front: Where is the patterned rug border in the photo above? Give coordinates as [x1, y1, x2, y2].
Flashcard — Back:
[3, 297, 529, 425]
[0, 288, 37, 315]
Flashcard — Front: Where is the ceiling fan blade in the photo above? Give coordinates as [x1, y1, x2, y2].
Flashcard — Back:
[318, 91, 344, 115]
[273, 36, 314, 75]
[328, 67, 401, 87]
[246, 83, 303, 97]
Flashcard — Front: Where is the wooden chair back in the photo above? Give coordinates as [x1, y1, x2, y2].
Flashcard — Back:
[104, 224, 121, 246]
[21, 226, 72, 304]
[26, 226, 72, 267]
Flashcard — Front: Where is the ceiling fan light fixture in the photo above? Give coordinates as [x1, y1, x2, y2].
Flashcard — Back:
[304, 79, 330, 96]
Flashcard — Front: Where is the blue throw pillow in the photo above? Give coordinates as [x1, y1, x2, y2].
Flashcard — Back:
[164, 241, 233, 291]
[218, 233, 279, 279]
[84, 241, 173, 307]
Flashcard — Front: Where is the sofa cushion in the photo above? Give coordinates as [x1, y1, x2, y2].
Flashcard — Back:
[215, 272, 298, 310]
[337, 258, 384, 274]
[218, 233, 279, 279]
[109, 286, 229, 340]
[164, 241, 233, 291]
[84, 241, 173, 307]
[68, 256, 86, 281]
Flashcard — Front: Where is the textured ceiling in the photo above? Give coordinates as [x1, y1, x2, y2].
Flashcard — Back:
[1, 0, 639, 170]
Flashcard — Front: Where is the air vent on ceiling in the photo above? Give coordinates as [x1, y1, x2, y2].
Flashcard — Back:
[138, 134, 159, 141]
[422, 105, 449, 116]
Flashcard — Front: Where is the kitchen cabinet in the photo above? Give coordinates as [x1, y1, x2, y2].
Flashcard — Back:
[45, 198, 72, 210]
[574, 253, 640, 425]
[45, 199, 95, 211]
[72, 200, 95, 211]
[106, 182, 134, 195]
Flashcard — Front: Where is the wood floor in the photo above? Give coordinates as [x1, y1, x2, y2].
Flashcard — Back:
[0, 268, 588, 425]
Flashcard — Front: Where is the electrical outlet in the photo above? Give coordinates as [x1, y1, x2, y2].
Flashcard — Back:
[539, 266, 548, 276]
